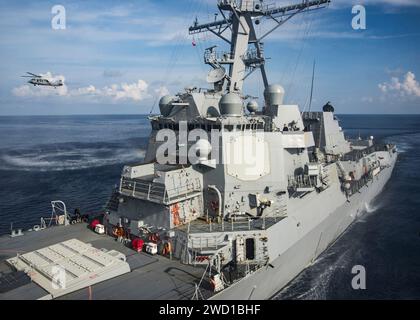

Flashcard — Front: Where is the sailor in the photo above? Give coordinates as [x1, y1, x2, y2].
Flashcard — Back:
[162, 241, 172, 256]
[322, 101, 335, 112]
[74, 208, 81, 222]
[312, 149, 318, 162]
[290, 120, 299, 131]
[282, 123, 289, 132]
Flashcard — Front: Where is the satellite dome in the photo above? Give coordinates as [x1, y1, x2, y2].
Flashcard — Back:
[193, 139, 212, 161]
[246, 100, 259, 113]
[159, 95, 174, 117]
[264, 84, 285, 106]
[219, 93, 243, 116]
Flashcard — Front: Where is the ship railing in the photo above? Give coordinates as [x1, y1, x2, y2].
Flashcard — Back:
[189, 233, 226, 251]
[342, 143, 394, 162]
[345, 174, 372, 197]
[288, 174, 317, 191]
[224, 260, 267, 286]
[242, 49, 265, 68]
[219, 0, 273, 12]
[120, 177, 165, 203]
[218, 0, 238, 8]
[302, 111, 322, 120]
[238, 0, 265, 11]
[185, 216, 281, 235]
[204, 49, 234, 65]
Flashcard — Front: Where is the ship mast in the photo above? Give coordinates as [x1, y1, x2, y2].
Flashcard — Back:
[189, 0, 330, 93]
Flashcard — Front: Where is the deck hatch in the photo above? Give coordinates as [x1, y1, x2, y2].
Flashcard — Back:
[6, 238, 130, 299]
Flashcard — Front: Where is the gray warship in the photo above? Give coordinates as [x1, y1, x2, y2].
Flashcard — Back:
[0, 0, 398, 300]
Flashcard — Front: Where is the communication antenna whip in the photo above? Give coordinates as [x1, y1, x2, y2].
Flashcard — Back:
[308, 60, 316, 112]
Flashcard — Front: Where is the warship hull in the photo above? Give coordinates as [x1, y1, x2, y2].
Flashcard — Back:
[211, 156, 397, 300]
[0, 155, 396, 300]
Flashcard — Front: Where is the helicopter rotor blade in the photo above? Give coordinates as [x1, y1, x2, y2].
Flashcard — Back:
[26, 72, 42, 78]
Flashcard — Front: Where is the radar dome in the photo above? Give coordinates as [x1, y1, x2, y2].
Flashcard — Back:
[193, 139, 212, 161]
[264, 84, 285, 106]
[159, 95, 174, 117]
[219, 93, 243, 116]
[246, 100, 259, 114]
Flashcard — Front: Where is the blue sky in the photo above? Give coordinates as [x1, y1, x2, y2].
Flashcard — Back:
[0, 0, 419, 115]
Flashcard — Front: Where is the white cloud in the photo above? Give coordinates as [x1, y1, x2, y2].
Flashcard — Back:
[12, 84, 69, 97]
[154, 86, 170, 97]
[103, 80, 149, 101]
[12, 85, 37, 97]
[378, 71, 420, 98]
[74, 80, 171, 102]
[74, 85, 97, 95]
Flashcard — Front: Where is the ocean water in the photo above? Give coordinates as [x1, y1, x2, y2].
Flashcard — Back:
[0, 114, 419, 299]
[0, 115, 150, 234]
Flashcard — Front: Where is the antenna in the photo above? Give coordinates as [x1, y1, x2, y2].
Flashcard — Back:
[206, 67, 226, 83]
[189, 0, 330, 93]
[308, 60, 316, 112]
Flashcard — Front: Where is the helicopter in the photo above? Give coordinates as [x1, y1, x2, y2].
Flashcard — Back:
[21, 72, 63, 88]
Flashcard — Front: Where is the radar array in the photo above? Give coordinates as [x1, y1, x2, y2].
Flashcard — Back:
[188, 0, 330, 93]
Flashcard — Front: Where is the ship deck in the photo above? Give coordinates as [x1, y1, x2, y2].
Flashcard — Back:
[0, 223, 213, 300]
